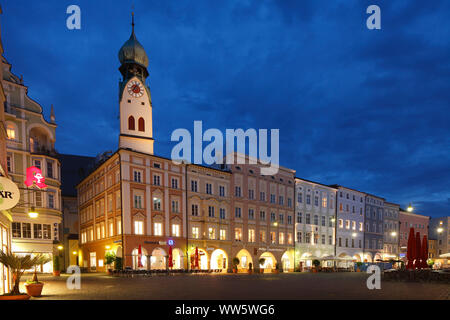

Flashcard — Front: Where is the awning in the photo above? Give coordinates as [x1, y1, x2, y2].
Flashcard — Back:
[439, 253, 450, 258]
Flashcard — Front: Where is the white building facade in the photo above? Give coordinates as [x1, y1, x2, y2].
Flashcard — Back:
[332, 185, 365, 263]
[295, 179, 336, 268]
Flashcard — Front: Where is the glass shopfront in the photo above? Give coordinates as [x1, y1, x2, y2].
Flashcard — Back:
[0, 223, 10, 295]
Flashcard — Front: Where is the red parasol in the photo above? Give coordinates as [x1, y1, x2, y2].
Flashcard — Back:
[168, 246, 173, 269]
[406, 227, 415, 270]
[421, 235, 428, 268]
[138, 244, 143, 268]
[414, 232, 421, 269]
[194, 247, 199, 269]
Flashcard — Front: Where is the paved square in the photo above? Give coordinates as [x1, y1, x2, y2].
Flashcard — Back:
[21, 272, 449, 300]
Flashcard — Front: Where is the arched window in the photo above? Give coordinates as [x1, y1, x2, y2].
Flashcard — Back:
[128, 116, 135, 130]
[138, 118, 145, 132]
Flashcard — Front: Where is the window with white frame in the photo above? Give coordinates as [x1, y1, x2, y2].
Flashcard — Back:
[134, 221, 144, 235]
[154, 222, 163, 236]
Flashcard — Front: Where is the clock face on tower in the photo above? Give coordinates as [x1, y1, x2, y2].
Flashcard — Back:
[127, 80, 145, 98]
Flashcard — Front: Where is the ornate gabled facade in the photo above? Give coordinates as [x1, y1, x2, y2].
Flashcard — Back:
[3, 53, 62, 272]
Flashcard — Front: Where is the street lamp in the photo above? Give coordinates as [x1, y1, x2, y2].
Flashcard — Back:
[437, 227, 444, 234]
[352, 233, 357, 238]
[391, 232, 397, 237]
[57, 245, 64, 251]
[28, 206, 39, 219]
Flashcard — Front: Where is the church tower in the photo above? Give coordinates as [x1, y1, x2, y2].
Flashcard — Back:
[118, 13, 154, 154]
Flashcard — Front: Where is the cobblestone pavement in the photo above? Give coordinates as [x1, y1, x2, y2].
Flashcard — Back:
[20, 272, 449, 300]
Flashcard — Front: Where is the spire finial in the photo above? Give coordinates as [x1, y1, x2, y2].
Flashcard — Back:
[131, 9, 135, 34]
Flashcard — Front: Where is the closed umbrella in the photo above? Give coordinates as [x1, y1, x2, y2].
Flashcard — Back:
[138, 245, 143, 268]
[194, 247, 199, 269]
[406, 227, 415, 270]
[421, 235, 428, 268]
[168, 246, 173, 269]
[414, 232, 421, 269]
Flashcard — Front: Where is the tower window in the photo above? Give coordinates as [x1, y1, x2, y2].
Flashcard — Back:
[138, 117, 145, 132]
[141, 102, 145, 105]
[128, 116, 135, 130]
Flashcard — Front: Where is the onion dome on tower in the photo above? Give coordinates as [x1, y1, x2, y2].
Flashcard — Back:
[118, 12, 149, 81]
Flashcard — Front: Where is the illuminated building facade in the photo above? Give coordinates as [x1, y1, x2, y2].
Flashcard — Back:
[295, 178, 336, 269]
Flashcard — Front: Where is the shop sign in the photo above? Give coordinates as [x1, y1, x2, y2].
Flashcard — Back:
[0, 176, 20, 210]
[24, 167, 47, 189]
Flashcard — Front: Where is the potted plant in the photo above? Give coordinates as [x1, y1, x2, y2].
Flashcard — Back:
[312, 259, 321, 273]
[427, 259, 434, 269]
[53, 255, 61, 276]
[248, 262, 253, 274]
[0, 250, 50, 300]
[105, 252, 116, 274]
[232, 257, 240, 273]
[259, 258, 265, 273]
[356, 262, 363, 272]
[114, 257, 123, 271]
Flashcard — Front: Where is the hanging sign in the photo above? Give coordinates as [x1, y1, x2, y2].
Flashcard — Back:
[24, 166, 47, 189]
[0, 176, 20, 210]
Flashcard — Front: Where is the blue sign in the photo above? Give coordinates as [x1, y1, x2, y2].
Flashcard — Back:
[168, 239, 174, 246]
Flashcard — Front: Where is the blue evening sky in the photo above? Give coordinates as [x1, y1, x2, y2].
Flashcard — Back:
[2, 1, 449, 218]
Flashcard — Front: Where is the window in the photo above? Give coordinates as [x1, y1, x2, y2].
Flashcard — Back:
[270, 231, 276, 244]
[270, 194, 276, 203]
[352, 221, 356, 230]
[219, 186, 225, 197]
[297, 212, 302, 223]
[248, 229, 255, 242]
[306, 195, 311, 205]
[134, 221, 144, 235]
[34, 224, 42, 239]
[191, 180, 198, 192]
[322, 197, 327, 208]
[12, 222, 21, 238]
[171, 178, 178, 189]
[298, 193, 303, 203]
[279, 196, 284, 205]
[260, 211, 266, 221]
[22, 223, 31, 238]
[235, 228, 242, 241]
[260, 192, 265, 201]
[153, 175, 161, 186]
[47, 161, 54, 179]
[314, 233, 319, 244]
[35, 191, 42, 207]
[345, 220, 350, 229]
[235, 207, 241, 218]
[313, 215, 318, 225]
[138, 117, 145, 132]
[6, 154, 12, 172]
[279, 214, 284, 224]
[329, 235, 333, 245]
[235, 186, 241, 197]
[279, 232, 285, 244]
[220, 229, 226, 240]
[287, 215, 292, 225]
[6, 124, 16, 140]
[192, 227, 199, 239]
[134, 195, 143, 209]
[314, 196, 319, 206]
[128, 116, 135, 130]
[153, 197, 161, 211]
[305, 233, 311, 243]
[248, 209, 254, 220]
[270, 212, 276, 222]
[133, 170, 142, 183]
[219, 208, 226, 220]
[191, 204, 199, 216]
[48, 193, 55, 209]
[339, 219, 343, 228]
[321, 216, 326, 226]
[305, 214, 311, 224]
[117, 219, 122, 235]
[206, 183, 212, 195]
[109, 221, 114, 237]
[260, 230, 266, 242]
[171, 200, 179, 213]
[208, 227, 216, 239]
[297, 232, 302, 243]
[208, 206, 215, 218]
[154, 223, 163, 236]
[248, 189, 254, 200]
[321, 234, 325, 245]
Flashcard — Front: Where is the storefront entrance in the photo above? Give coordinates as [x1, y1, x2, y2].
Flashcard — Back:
[210, 249, 228, 271]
